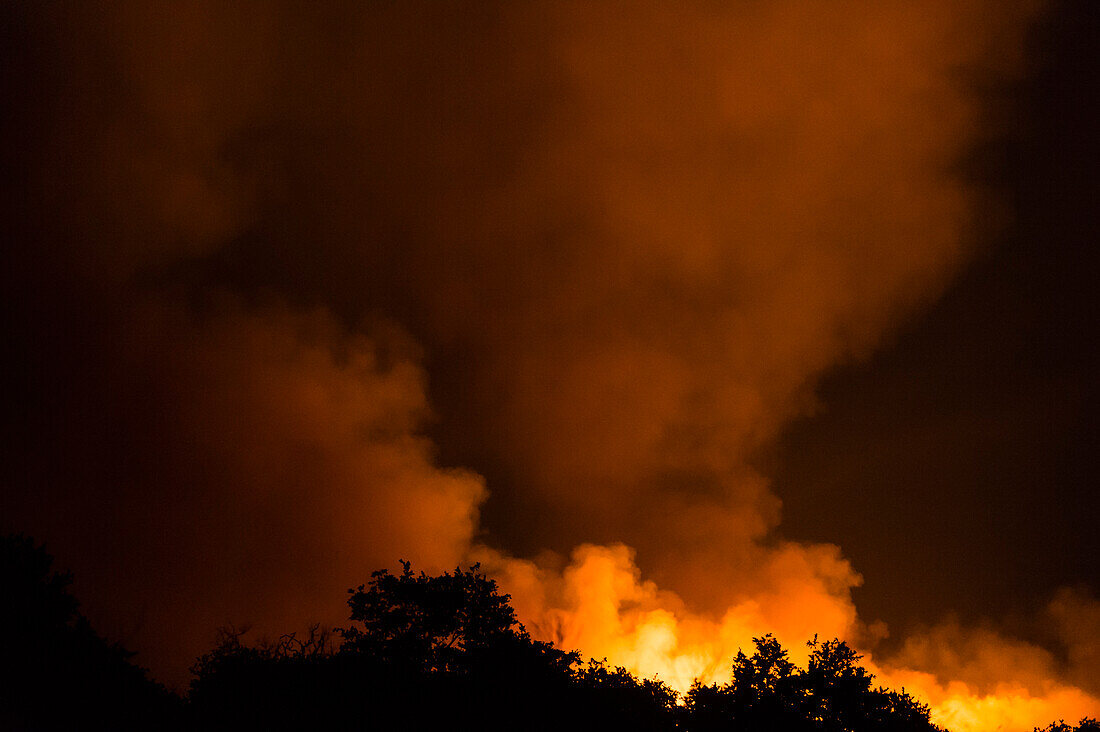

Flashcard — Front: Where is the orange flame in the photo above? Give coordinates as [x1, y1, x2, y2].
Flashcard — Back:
[474, 543, 1100, 732]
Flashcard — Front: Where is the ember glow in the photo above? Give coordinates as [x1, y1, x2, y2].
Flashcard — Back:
[478, 545, 1100, 732]
[2, 2, 1097, 730]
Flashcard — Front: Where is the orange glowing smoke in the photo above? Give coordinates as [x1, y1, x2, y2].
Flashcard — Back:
[476, 544, 1100, 732]
[3, 3, 1097, 731]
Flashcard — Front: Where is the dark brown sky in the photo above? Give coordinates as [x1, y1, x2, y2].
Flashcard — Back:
[1, 1, 1097, 723]
[771, 0, 1099, 635]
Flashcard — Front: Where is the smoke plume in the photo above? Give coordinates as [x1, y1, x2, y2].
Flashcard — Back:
[2, 2, 1096, 729]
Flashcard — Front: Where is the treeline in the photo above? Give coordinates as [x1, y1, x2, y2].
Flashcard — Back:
[2, 533, 1096, 732]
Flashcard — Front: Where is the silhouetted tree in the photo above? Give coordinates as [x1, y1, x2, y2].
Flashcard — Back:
[20, 537, 1097, 731]
[803, 636, 937, 732]
[184, 558, 1077, 732]
[190, 562, 593, 731]
[804, 636, 875, 725]
[0, 534, 181, 730]
[683, 634, 941, 732]
[685, 634, 805, 731]
[187, 622, 338, 728]
[1035, 719, 1100, 732]
[340, 560, 576, 677]
[575, 658, 679, 731]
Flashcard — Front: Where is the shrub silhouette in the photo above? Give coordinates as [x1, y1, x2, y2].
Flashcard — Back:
[1035, 719, 1100, 732]
[340, 560, 576, 677]
[0, 533, 181, 731]
[683, 634, 941, 732]
[189, 561, 676, 730]
[4, 535, 1092, 732]
[189, 562, 948, 732]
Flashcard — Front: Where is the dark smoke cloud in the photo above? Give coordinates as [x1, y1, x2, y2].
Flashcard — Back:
[2, 292, 486, 678]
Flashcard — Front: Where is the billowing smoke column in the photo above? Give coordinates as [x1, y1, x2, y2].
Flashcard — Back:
[1, 2, 1096, 730]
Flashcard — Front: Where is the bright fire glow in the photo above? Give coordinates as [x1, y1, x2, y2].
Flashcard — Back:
[476, 543, 1100, 732]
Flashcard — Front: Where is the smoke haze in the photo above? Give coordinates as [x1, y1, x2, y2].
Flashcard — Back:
[2, 2, 1096, 730]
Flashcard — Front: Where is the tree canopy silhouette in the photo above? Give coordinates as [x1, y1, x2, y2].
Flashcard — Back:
[1034, 720, 1100, 732]
[0, 534, 180, 731]
[189, 561, 674, 731]
[2, 535, 1092, 731]
[683, 634, 941, 732]
[340, 560, 576, 677]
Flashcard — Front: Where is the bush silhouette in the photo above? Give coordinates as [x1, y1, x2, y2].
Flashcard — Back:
[189, 561, 676, 731]
[4, 535, 1093, 731]
[189, 562, 949, 731]
[0, 534, 181, 731]
[683, 634, 941, 732]
[340, 560, 576, 676]
[1035, 720, 1100, 732]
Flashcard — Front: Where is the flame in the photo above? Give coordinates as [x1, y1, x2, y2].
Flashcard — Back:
[474, 543, 1100, 731]
[877, 668, 1100, 732]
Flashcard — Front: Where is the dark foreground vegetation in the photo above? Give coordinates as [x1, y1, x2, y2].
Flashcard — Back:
[2, 534, 1096, 732]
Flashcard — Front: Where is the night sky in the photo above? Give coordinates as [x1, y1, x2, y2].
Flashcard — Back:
[773, 0, 1099, 634]
[2, 3, 1097, 729]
